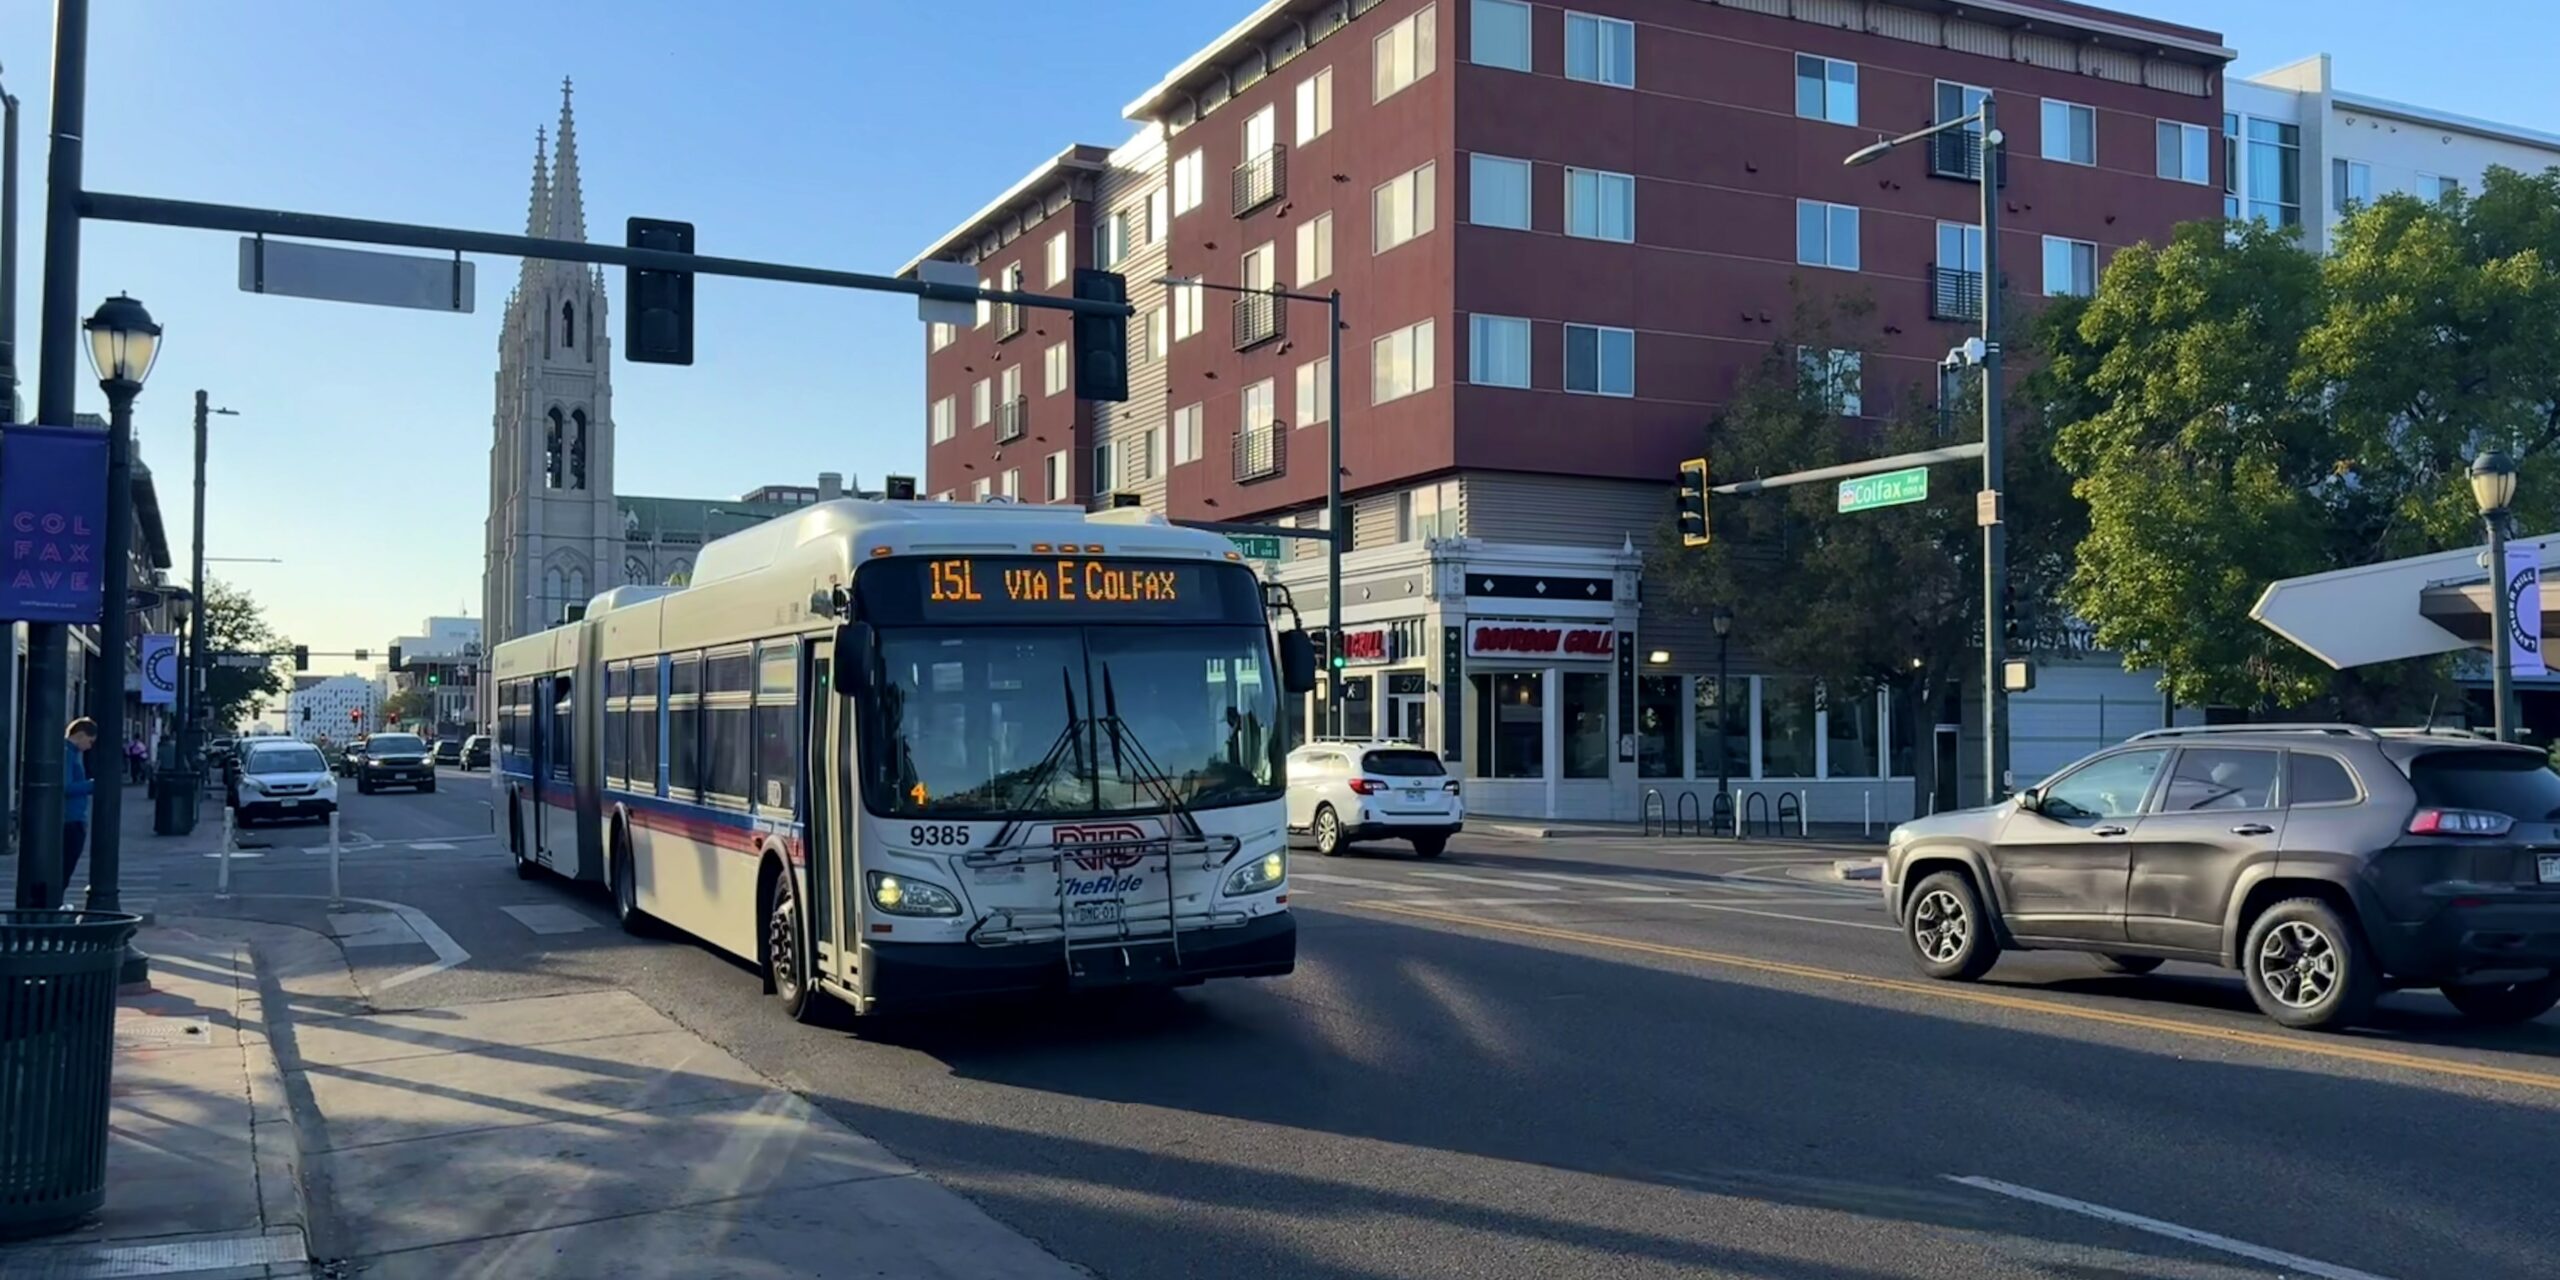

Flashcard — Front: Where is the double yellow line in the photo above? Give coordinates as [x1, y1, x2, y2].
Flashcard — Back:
[1351, 899, 2560, 1094]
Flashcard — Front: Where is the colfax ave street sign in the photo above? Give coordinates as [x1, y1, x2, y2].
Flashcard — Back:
[1838, 466, 1929, 513]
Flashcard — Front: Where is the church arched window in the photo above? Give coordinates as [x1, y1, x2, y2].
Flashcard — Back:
[566, 566, 587, 604]
[569, 409, 589, 490]
[563, 301, 576, 350]
[544, 567, 564, 620]
[626, 557, 651, 586]
[544, 408, 566, 489]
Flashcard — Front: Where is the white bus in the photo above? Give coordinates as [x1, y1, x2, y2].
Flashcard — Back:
[490, 498, 1316, 1020]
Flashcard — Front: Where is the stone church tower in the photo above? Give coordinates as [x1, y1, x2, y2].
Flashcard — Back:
[483, 80, 621, 645]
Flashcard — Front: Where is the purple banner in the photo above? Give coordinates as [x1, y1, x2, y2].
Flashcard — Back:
[0, 425, 108, 623]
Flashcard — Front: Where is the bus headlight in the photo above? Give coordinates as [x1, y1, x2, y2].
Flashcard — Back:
[1223, 850, 1286, 897]
[868, 872, 961, 917]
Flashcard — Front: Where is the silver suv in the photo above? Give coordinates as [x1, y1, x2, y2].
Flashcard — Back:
[1286, 739, 1464, 858]
[1884, 725, 2560, 1031]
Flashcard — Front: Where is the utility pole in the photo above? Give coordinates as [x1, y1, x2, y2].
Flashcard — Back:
[1324, 288, 1343, 738]
[0, 66, 23, 863]
[1977, 97, 2010, 806]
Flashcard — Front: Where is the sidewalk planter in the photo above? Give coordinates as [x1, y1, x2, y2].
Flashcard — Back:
[0, 909, 142, 1238]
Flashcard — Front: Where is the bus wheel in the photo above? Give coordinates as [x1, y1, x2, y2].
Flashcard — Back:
[511, 802, 536, 880]
[763, 867, 823, 1024]
[611, 827, 653, 937]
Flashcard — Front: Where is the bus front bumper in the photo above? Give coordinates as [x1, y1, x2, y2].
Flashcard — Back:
[856, 911, 1296, 1010]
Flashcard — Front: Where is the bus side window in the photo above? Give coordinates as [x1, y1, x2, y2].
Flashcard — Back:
[755, 642, 799, 815]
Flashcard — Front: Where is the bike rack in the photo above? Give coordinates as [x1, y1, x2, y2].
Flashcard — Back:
[1710, 791, 1734, 838]
[1674, 790, 1701, 837]
[1742, 791, 1770, 838]
[1777, 791, 1804, 839]
[1641, 788, 1667, 837]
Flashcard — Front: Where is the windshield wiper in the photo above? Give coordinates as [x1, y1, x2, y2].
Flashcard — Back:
[1096, 664, 1207, 843]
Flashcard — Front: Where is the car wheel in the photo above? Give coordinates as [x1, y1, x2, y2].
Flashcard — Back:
[1410, 833, 1447, 859]
[357, 780, 374, 795]
[422, 782, 437, 794]
[762, 869, 824, 1023]
[2243, 897, 2379, 1032]
[2095, 954, 2165, 976]
[2441, 974, 2560, 1025]
[1905, 870, 2000, 982]
[511, 804, 537, 880]
[1313, 805, 1345, 857]
[611, 833, 653, 936]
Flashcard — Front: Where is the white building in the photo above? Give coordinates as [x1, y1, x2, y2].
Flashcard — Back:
[390, 616, 484, 739]
[2227, 54, 2560, 253]
[287, 674, 381, 745]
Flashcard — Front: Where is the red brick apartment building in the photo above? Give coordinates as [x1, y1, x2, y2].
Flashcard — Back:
[904, 0, 2229, 822]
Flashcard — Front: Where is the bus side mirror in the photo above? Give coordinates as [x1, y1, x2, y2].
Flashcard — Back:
[1277, 629, 1317, 695]
[833, 621, 877, 700]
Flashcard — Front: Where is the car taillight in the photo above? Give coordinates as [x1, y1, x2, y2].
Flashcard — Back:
[2407, 808, 2514, 837]
[1444, 780, 1461, 795]
[1348, 778, 1385, 795]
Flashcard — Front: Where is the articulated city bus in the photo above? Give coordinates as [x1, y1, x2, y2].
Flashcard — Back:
[489, 498, 1316, 1020]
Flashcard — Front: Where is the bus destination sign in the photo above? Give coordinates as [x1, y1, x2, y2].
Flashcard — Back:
[865, 555, 1262, 624]
[929, 557, 1182, 607]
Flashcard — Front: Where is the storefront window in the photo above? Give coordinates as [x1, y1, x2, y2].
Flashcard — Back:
[1472, 672, 1543, 778]
[1890, 685, 1918, 778]
[1637, 676, 1684, 778]
[1825, 686, 1880, 778]
[1562, 672, 1610, 778]
[1340, 674, 1375, 738]
[1692, 677, 1746, 782]
[1761, 676, 1818, 778]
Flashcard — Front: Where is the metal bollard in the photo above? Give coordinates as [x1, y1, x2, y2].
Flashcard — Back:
[328, 810, 344, 909]
[1799, 791, 1810, 838]
[1864, 791, 1872, 837]
[216, 805, 235, 900]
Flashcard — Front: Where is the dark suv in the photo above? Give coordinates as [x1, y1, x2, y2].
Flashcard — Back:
[1884, 725, 2560, 1031]
[356, 732, 436, 794]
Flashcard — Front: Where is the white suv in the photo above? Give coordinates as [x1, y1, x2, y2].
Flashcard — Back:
[1286, 739, 1463, 858]
[231, 738, 339, 826]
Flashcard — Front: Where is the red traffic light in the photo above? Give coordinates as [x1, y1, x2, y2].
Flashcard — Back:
[349, 708, 363, 722]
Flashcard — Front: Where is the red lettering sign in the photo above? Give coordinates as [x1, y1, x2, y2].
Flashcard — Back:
[1342, 630, 1388, 661]
[1467, 624, 1614, 660]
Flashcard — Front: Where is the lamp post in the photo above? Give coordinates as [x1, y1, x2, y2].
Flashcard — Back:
[82, 294, 158, 979]
[2473, 451, 2521, 741]
[1712, 605, 1734, 829]
[1161, 276, 1343, 733]
[1847, 98, 2008, 805]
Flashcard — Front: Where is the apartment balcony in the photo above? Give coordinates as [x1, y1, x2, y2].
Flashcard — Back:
[995, 396, 1028, 444]
[1233, 425, 1286, 483]
[1232, 289, 1286, 351]
[1232, 144, 1287, 217]
[1929, 266, 1984, 324]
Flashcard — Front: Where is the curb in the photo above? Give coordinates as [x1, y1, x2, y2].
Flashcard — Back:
[162, 918, 321, 1266]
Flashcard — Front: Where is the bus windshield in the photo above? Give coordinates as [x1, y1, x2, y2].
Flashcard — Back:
[864, 624, 1282, 819]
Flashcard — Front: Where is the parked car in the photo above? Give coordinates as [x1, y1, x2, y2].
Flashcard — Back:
[356, 732, 435, 794]
[461, 734, 491, 771]
[229, 739, 337, 825]
[335, 739, 368, 778]
[1285, 738, 1463, 858]
[432, 738, 463, 767]
[1883, 724, 2560, 1032]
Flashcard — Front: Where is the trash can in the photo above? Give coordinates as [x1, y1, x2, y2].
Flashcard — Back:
[0, 909, 143, 1239]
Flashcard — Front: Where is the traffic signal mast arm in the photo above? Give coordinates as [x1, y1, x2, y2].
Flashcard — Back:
[1708, 441, 1985, 497]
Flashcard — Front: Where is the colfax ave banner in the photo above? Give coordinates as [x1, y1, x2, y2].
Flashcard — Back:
[1466, 622, 1615, 661]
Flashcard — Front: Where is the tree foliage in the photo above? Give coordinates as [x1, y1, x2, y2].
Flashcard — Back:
[2051, 168, 2560, 713]
[201, 578, 289, 732]
[379, 688, 428, 729]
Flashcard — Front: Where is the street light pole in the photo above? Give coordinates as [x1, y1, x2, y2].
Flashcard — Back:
[0, 68, 20, 867]
[82, 296, 160, 984]
[2473, 452, 2521, 741]
[1712, 606, 1733, 830]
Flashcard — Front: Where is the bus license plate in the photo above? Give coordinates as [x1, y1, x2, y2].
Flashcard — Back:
[2539, 854, 2560, 884]
[1070, 901, 1122, 926]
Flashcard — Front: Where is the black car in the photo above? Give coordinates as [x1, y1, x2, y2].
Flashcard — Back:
[356, 732, 436, 794]
[461, 734, 491, 771]
[432, 738, 463, 767]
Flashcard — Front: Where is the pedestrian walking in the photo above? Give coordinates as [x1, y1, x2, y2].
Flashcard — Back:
[62, 717, 98, 907]
[126, 732, 148, 783]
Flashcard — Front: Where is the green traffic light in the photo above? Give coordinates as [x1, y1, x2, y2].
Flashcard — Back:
[1330, 656, 1345, 669]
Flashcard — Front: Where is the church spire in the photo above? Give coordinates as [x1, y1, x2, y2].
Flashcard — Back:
[524, 127, 550, 238]
[549, 77, 586, 244]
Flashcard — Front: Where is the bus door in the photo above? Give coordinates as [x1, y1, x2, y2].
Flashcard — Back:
[805, 642, 858, 987]
[525, 677, 549, 859]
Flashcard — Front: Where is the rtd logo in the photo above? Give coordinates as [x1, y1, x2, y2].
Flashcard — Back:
[1050, 822, 1154, 871]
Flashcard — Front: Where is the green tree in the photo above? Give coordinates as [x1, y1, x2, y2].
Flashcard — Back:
[379, 687, 428, 729]
[2051, 168, 2560, 715]
[1650, 296, 2078, 799]
[201, 578, 290, 733]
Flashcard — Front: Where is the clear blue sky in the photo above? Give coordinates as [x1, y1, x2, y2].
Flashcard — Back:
[1, 1, 2553, 674]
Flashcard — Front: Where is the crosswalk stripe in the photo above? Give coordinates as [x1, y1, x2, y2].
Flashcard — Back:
[1686, 901, 1897, 932]
[1289, 871, 1431, 892]
[1408, 870, 1565, 892]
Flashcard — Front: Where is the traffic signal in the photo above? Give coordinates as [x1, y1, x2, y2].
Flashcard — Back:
[1071, 268, 1130, 403]
[349, 708, 362, 724]
[427, 671, 441, 687]
[1676, 458, 1710, 547]
[626, 217, 696, 365]
[883, 475, 917, 501]
[292, 645, 309, 671]
[388, 644, 403, 670]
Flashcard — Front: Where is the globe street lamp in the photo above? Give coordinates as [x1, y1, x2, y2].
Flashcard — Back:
[82, 293, 158, 979]
[2472, 451, 2520, 741]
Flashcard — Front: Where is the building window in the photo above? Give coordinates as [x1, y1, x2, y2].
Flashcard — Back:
[1147, 307, 1168, 362]
[1095, 211, 1130, 269]
[1173, 402, 1204, 467]
[1044, 231, 1068, 286]
[971, 378, 991, 427]
[1130, 428, 1161, 484]
[1045, 449, 1069, 502]
[975, 275, 991, 328]
[2042, 236, 2096, 297]
[2041, 99, 2096, 166]
[1565, 11, 1634, 88]
[1563, 672, 1610, 778]
[1296, 356, 1331, 426]
[1410, 478, 1458, 540]
[1296, 68, 1333, 144]
[1938, 220, 1983, 273]
[1373, 162, 1438, 255]
[1372, 318, 1437, 405]
[2417, 171, 2460, 201]
[1563, 323, 1633, 397]
[929, 322, 954, 352]
[999, 468, 1020, 500]
[1794, 54, 1857, 126]
[1469, 314, 1531, 388]
[2157, 120, 2209, 184]
[1373, 3, 1438, 103]
[1825, 687, 1880, 778]
[1174, 149, 1205, 215]
[1760, 676, 1818, 778]
[1045, 341, 1070, 396]
[1470, 154, 1532, 230]
[1472, 0, 1531, 72]
[1093, 441, 1116, 496]
[1796, 200, 1859, 270]
[1637, 675, 1683, 779]
[2222, 111, 2240, 220]
[1471, 672, 1543, 778]
[1297, 212, 1334, 285]
[1564, 167, 1634, 241]
[1172, 276, 1204, 341]
[971, 477, 991, 502]
[1000, 364, 1020, 407]
[1241, 378, 1275, 434]
[1797, 346, 1862, 416]
[2245, 118, 2302, 228]
[930, 395, 954, 443]
[1148, 186, 1169, 242]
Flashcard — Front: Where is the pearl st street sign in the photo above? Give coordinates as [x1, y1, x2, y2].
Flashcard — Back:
[1227, 533, 1284, 562]
[1838, 466, 1930, 513]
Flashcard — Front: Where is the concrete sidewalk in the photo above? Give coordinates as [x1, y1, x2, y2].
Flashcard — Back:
[0, 920, 309, 1280]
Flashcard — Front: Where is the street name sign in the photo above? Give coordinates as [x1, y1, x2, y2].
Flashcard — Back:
[239, 237, 475, 313]
[1228, 533, 1285, 562]
[1838, 467, 1929, 513]
[215, 654, 270, 669]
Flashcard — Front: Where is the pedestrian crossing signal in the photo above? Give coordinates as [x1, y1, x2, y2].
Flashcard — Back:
[1677, 459, 1710, 547]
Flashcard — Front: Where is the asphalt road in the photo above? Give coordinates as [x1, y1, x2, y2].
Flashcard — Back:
[128, 777, 2560, 1280]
